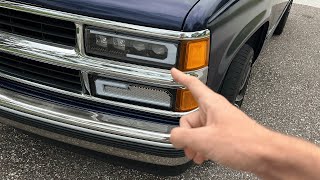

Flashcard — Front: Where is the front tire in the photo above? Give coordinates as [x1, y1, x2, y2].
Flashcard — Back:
[220, 44, 254, 107]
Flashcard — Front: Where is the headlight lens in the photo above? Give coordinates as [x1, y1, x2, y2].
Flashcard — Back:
[85, 27, 178, 67]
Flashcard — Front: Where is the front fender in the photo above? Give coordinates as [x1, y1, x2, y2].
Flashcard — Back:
[184, 0, 272, 92]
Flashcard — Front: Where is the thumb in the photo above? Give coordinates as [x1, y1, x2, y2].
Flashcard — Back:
[170, 127, 212, 155]
[170, 127, 190, 149]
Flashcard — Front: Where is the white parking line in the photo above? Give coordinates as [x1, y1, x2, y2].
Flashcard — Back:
[294, 0, 320, 8]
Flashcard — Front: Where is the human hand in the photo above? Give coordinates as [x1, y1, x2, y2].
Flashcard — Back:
[170, 68, 272, 172]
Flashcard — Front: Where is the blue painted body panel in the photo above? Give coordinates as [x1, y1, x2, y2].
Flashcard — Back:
[183, 0, 231, 31]
[12, 0, 200, 31]
[200, 0, 291, 92]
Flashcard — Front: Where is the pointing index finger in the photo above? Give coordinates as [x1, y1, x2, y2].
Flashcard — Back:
[171, 68, 212, 102]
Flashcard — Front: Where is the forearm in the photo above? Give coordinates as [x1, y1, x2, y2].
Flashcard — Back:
[252, 131, 320, 180]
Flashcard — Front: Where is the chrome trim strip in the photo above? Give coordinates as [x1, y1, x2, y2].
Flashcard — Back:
[0, 72, 197, 117]
[0, 31, 208, 88]
[75, 23, 86, 56]
[81, 71, 91, 95]
[0, 0, 210, 40]
[0, 117, 189, 166]
[0, 87, 176, 146]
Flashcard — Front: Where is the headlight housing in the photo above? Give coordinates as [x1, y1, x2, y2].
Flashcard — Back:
[85, 27, 178, 68]
[85, 26, 210, 112]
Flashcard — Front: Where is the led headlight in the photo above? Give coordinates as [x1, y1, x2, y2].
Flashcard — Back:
[85, 27, 178, 67]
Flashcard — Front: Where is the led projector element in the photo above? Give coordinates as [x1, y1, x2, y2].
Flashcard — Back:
[94, 79, 173, 108]
[85, 27, 178, 67]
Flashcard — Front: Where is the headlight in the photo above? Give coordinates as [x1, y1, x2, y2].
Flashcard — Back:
[85, 26, 210, 112]
[85, 27, 178, 68]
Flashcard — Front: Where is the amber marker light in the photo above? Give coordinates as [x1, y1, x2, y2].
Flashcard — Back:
[176, 89, 198, 112]
[179, 38, 210, 71]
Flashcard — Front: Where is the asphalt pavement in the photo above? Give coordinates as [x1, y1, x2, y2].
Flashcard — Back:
[1, 3, 320, 180]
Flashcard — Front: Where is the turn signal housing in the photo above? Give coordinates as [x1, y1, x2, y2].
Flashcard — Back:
[179, 38, 210, 71]
[175, 38, 209, 111]
[176, 89, 198, 112]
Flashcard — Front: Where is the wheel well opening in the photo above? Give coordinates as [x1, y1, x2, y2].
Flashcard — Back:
[246, 22, 269, 63]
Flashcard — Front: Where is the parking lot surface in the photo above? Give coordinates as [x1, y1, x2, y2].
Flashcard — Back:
[1, 3, 320, 180]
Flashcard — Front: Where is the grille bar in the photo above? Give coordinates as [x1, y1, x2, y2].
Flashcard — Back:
[0, 52, 82, 93]
[0, 7, 76, 46]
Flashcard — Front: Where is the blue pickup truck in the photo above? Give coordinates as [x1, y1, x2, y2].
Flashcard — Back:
[0, 0, 292, 169]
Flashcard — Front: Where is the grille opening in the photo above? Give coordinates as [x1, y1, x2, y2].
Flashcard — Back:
[0, 7, 76, 46]
[0, 52, 82, 93]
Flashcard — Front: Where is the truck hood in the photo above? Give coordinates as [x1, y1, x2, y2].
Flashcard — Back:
[12, 0, 200, 31]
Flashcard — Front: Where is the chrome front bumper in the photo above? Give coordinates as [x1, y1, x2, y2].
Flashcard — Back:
[0, 87, 189, 166]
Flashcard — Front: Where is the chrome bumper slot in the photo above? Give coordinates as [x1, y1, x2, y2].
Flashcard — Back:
[0, 87, 174, 147]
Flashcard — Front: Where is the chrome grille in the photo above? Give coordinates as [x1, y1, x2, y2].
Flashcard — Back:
[0, 7, 76, 46]
[0, 52, 82, 93]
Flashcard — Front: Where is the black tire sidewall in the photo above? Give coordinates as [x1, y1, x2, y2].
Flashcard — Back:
[220, 44, 254, 106]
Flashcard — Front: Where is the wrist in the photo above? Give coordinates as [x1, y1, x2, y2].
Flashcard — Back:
[249, 129, 320, 180]
[246, 127, 279, 177]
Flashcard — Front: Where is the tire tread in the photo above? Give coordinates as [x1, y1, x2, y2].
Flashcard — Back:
[220, 44, 254, 105]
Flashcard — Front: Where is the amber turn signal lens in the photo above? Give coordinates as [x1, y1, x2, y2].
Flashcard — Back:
[176, 89, 198, 112]
[179, 38, 210, 71]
